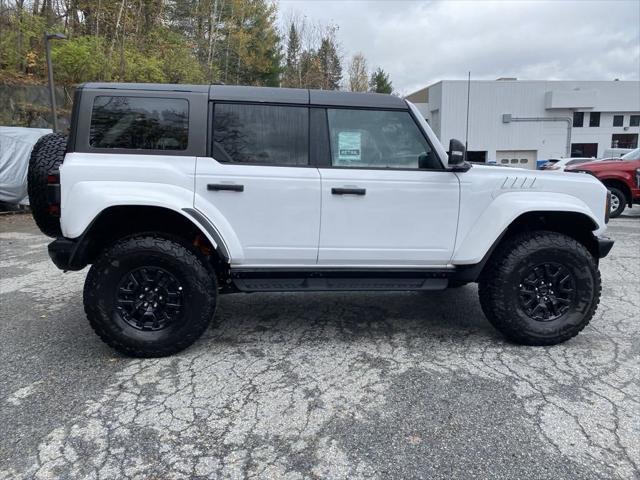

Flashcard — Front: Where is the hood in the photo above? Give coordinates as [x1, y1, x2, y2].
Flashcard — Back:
[566, 159, 619, 170]
[471, 163, 531, 173]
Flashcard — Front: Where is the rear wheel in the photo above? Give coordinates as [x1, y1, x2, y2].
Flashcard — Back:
[27, 133, 67, 237]
[607, 187, 626, 218]
[478, 231, 600, 345]
[84, 235, 217, 357]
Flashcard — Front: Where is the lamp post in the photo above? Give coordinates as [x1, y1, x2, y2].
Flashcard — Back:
[44, 32, 66, 132]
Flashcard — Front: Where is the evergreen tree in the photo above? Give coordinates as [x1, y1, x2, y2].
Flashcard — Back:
[317, 35, 341, 90]
[299, 49, 323, 89]
[282, 22, 301, 87]
[369, 67, 393, 94]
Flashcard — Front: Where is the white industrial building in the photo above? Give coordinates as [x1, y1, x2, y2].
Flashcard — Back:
[406, 79, 640, 169]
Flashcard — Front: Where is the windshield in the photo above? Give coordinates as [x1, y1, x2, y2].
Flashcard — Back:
[621, 147, 640, 161]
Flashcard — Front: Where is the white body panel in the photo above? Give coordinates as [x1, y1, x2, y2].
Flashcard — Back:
[60, 152, 201, 238]
[194, 158, 321, 266]
[318, 168, 459, 266]
[452, 165, 608, 264]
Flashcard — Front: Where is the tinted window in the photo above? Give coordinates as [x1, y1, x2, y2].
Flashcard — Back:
[90, 96, 188, 150]
[612, 133, 638, 149]
[573, 112, 584, 127]
[631, 115, 640, 127]
[213, 104, 308, 165]
[589, 112, 600, 127]
[326, 109, 436, 169]
[613, 115, 624, 127]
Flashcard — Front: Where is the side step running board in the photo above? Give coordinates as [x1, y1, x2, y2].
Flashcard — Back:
[229, 269, 452, 292]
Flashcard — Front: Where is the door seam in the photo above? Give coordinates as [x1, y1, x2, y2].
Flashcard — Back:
[316, 168, 323, 264]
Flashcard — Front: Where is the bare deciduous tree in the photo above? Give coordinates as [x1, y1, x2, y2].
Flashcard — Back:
[348, 52, 368, 92]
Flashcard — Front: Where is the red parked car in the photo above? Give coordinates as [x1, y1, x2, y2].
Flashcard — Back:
[566, 148, 640, 218]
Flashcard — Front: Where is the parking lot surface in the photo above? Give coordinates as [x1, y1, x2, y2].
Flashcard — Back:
[1, 212, 639, 480]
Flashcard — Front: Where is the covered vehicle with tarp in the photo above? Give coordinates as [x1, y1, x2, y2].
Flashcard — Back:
[0, 127, 52, 205]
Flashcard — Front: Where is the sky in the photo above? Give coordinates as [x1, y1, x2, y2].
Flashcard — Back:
[277, 0, 640, 95]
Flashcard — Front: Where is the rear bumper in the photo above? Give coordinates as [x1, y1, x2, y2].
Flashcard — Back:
[596, 236, 614, 258]
[48, 237, 85, 271]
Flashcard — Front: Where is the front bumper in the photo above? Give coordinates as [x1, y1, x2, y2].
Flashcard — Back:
[596, 236, 614, 258]
[48, 237, 85, 271]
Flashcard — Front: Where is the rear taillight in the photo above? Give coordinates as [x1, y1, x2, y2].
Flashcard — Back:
[46, 170, 61, 217]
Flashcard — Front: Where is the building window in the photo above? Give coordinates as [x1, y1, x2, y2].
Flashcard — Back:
[571, 143, 598, 158]
[589, 112, 600, 127]
[466, 151, 487, 163]
[572, 112, 584, 127]
[613, 115, 624, 127]
[631, 115, 640, 127]
[611, 134, 638, 149]
[212, 104, 309, 166]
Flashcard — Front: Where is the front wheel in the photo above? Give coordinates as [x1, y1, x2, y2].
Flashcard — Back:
[84, 235, 218, 357]
[607, 187, 626, 218]
[478, 231, 601, 346]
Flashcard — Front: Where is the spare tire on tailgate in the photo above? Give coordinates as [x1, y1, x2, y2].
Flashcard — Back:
[27, 132, 67, 238]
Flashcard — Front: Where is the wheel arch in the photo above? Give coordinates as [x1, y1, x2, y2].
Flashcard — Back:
[453, 210, 601, 283]
[67, 205, 230, 274]
[600, 178, 632, 206]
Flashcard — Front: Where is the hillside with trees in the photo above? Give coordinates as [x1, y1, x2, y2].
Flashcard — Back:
[0, 1, 395, 127]
[1, 0, 393, 91]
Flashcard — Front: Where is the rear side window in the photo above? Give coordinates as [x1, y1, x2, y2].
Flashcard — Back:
[326, 109, 436, 169]
[213, 104, 308, 165]
[90, 96, 189, 150]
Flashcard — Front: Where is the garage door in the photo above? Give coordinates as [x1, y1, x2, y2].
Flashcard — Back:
[496, 150, 537, 170]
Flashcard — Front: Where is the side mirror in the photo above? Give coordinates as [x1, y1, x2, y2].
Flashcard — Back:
[448, 138, 471, 172]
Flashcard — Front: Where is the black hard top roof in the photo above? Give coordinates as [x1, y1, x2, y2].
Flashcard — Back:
[81, 83, 407, 109]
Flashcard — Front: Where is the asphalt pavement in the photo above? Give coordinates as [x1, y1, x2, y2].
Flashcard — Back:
[1, 210, 639, 479]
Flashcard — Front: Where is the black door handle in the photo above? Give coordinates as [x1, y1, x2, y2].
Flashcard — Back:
[207, 183, 244, 192]
[331, 187, 366, 195]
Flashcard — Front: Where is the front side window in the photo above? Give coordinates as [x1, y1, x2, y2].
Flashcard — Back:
[90, 96, 188, 150]
[630, 115, 640, 127]
[213, 104, 308, 166]
[326, 109, 437, 169]
[613, 115, 624, 127]
[589, 112, 600, 127]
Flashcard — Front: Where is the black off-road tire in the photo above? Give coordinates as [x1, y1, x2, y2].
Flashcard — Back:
[478, 231, 601, 346]
[84, 235, 218, 357]
[27, 132, 67, 237]
[607, 187, 626, 218]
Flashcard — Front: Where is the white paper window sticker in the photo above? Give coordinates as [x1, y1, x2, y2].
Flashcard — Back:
[337, 131, 361, 163]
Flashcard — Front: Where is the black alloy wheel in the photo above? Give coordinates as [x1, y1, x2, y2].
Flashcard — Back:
[517, 263, 575, 322]
[115, 267, 184, 331]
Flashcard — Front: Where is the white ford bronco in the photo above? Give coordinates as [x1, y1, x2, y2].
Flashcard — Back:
[28, 83, 614, 357]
